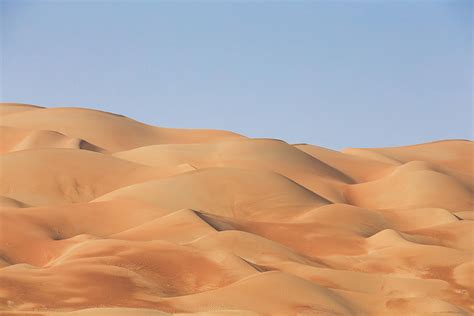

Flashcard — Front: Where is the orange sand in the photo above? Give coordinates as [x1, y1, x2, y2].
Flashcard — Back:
[0, 103, 472, 315]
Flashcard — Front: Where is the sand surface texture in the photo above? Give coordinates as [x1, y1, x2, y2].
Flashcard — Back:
[0, 103, 473, 315]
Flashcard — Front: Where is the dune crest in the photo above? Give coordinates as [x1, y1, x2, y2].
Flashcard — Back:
[0, 103, 472, 315]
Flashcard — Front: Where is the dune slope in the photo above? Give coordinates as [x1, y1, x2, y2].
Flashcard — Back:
[0, 103, 472, 316]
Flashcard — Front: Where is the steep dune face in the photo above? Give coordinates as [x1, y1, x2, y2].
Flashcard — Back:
[0, 103, 472, 315]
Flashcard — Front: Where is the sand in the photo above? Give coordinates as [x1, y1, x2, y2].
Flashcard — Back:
[0, 103, 472, 316]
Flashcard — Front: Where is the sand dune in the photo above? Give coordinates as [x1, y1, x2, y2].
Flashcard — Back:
[95, 167, 330, 220]
[0, 103, 472, 315]
[0, 103, 44, 116]
[346, 166, 473, 211]
[113, 140, 351, 203]
[0, 126, 105, 154]
[0, 106, 242, 152]
[344, 140, 474, 175]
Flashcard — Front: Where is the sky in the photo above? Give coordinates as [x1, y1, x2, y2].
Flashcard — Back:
[1, 0, 472, 149]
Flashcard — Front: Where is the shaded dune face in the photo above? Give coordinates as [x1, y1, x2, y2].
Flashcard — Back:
[0, 103, 472, 316]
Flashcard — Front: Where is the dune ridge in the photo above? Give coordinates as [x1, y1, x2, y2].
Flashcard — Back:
[0, 103, 472, 315]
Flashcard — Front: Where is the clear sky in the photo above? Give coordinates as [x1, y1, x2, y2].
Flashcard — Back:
[1, 0, 472, 149]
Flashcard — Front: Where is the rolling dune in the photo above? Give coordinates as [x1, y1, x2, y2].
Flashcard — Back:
[0, 103, 472, 315]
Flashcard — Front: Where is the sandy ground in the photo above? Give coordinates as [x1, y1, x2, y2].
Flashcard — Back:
[0, 103, 472, 315]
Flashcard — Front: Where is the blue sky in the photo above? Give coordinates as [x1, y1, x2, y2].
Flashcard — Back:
[1, 0, 472, 149]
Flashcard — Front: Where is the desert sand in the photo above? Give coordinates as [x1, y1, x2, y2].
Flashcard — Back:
[0, 102, 472, 315]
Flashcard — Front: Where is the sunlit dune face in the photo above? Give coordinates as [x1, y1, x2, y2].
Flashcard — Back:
[0, 103, 472, 315]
